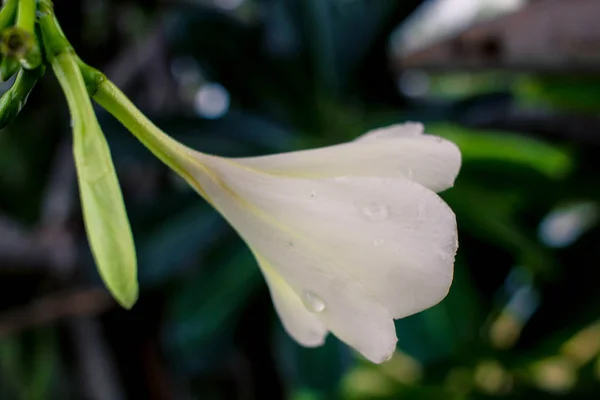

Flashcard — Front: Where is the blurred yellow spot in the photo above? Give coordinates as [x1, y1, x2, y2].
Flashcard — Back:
[380, 351, 423, 385]
[444, 367, 473, 395]
[532, 356, 576, 394]
[474, 360, 512, 395]
[342, 368, 395, 398]
[561, 321, 600, 366]
[490, 312, 523, 349]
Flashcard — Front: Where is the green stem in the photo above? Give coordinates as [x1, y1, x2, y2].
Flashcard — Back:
[37, 0, 71, 58]
[16, 0, 34, 33]
[0, 0, 18, 31]
[51, 55, 93, 131]
[92, 77, 198, 184]
[0, 64, 44, 128]
[38, 1, 83, 116]
[12, 0, 40, 69]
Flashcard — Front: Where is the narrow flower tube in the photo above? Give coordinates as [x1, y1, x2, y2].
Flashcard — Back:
[93, 79, 461, 363]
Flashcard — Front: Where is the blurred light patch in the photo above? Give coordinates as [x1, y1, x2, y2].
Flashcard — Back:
[538, 202, 599, 248]
[214, 0, 245, 11]
[531, 357, 577, 394]
[194, 83, 230, 119]
[398, 69, 430, 98]
[474, 360, 512, 395]
[391, 0, 526, 56]
[170, 56, 202, 88]
[504, 267, 533, 295]
[490, 312, 522, 350]
[342, 368, 395, 398]
[444, 367, 473, 395]
[561, 322, 600, 367]
[505, 286, 539, 322]
[380, 351, 423, 385]
[291, 389, 321, 400]
[491, 267, 539, 349]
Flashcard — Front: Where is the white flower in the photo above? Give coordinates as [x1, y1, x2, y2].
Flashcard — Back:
[169, 122, 461, 363]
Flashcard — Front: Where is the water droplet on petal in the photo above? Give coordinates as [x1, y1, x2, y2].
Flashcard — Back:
[310, 189, 316, 198]
[417, 204, 426, 221]
[361, 202, 389, 221]
[373, 238, 385, 247]
[302, 291, 326, 313]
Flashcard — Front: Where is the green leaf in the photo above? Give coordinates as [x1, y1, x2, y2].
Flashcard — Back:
[516, 75, 600, 115]
[427, 123, 573, 180]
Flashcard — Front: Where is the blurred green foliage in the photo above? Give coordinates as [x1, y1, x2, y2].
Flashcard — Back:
[0, 0, 599, 399]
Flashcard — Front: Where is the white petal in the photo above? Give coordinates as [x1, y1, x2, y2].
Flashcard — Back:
[354, 122, 424, 142]
[185, 155, 456, 361]
[255, 251, 328, 347]
[234, 123, 461, 193]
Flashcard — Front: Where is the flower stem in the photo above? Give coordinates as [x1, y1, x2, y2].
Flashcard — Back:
[0, 0, 18, 31]
[37, 0, 71, 58]
[16, 0, 35, 33]
[0, 64, 44, 128]
[90, 71, 198, 184]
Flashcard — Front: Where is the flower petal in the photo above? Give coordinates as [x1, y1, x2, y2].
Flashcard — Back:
[354, 122, 425, 141]
[255, 251, 328, 347]
[185, 155, 456, 361]
[234, 123, 461, 193]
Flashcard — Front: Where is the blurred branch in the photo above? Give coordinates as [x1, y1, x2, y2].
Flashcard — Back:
[0, 213, 55, 273]
[142, 339, 177, 400]
[37, 140, 77, 277]
[395, 0, 600, 73]
[68, 316, 126, 400]
[0, 289, 114, 338]
[453, 94, 600, 146]
[0, 140, 76, 276]
[40, 141, 75, 227]
[104, 18, 180, 113]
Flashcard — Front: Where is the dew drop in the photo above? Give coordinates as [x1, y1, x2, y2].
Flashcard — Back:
[373, 238, 385, 247]
[361, 202, 390, 221]
[302, 291, 326, 313]
[310, 189, 316, 198]
[417, 204, 426, 220]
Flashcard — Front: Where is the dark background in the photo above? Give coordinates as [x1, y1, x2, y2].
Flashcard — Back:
[0, 0, 599, 398]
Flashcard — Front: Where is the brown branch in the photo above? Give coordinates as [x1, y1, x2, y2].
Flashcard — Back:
[68, 316, 127, 400]
[0, 288, 115, 338]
